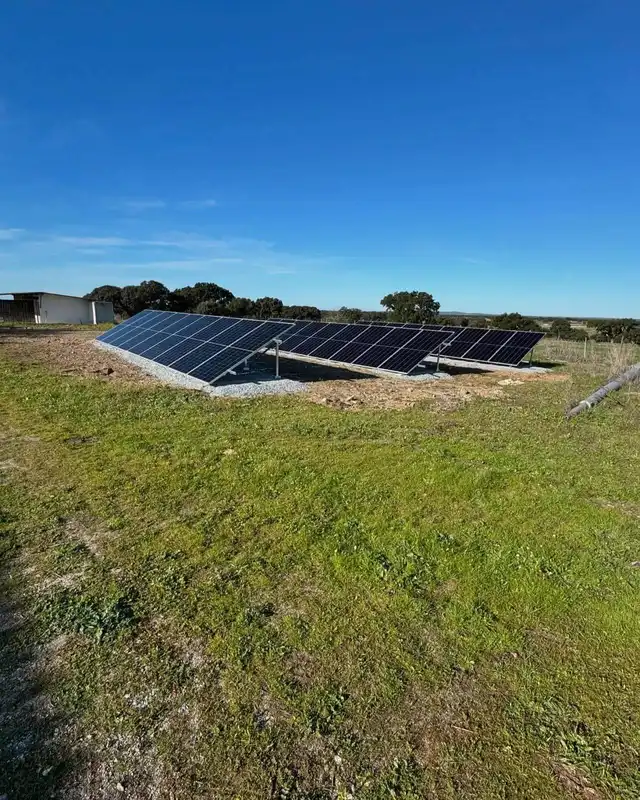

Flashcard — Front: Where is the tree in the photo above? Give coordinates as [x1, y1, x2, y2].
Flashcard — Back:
[337, 306, 363, 323]
[380, 291, 440, 323]
[490, 312, 542, 331]
[225, 297, 255, 317]
[253, 297, 284, 319]
[119, 280, 170, 316]
[550, 318, 573, 338]
[166, 282, 234, 313]
[83, 285, 124, 315]
[595, 318, 638, 342]
[164, 288, 193, 313]
[283, 305, 322, 320]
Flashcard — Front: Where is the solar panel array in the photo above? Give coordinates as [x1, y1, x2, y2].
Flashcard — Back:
[276, 322, 453, 373]
[277, 320, 544, 368]
[98, 310, 294, 384]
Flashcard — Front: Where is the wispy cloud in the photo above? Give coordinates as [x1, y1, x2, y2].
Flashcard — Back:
[55, 236, 131, 247]
[266, 266, 297, 275]
[179, 199, 218, 209]
[115, 198, 218, 213]
[1, 227, 339, 292]
[460, 256, 487, 265]
[120, 199, 167, 213]
[0, 228, 25, 240]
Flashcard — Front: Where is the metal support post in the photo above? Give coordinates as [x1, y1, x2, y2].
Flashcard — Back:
[529, 347, 534, 366]
[275, 339, 280, 378]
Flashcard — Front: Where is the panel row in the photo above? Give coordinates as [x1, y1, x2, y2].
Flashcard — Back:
[97, 311, 293, 384]
[280, 320, 544, 367]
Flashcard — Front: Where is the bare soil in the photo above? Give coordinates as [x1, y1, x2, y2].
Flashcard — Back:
[0, 329, 155, 386]
[0, 329, 568, 411]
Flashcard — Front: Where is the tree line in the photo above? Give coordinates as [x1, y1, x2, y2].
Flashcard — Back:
[84, 281, 323, 321]
[85, 281, 638, 341]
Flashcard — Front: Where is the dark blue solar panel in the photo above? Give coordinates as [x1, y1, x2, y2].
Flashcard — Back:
[431, 328, 544, 365]
[488, 346, 532, 365]
[107, 327, 150, 347]
[97, 310, 293, 384]
[292, 322, 326, 338]
[160, 313, 198, 334]
[329, 342, 372, 363]
[352, 326, 393, 345]
[137, 335, 182, 359]
[306, 338, 347, 359]
[230, 321, 293, 350]
[374, 328, 426, 347]
[313, 323, 348, 339]
[288, 336, 326, 355]
[142, 311, 175, 330]
[353, 345, 399, 368]
[471, 330, 513, 346]
[154, 338, 204, 366]
[168, 342, 226, 373]
[176, 316, 218, 337]
[189, 346, 248, 382]
[195, 318, 240, 341]
[378, 348, 429, 373]
[127, 332, 168, 355]
[281, 334, 315, 353]
[205, 320, 258, 346]
[401, 330, 455, 352]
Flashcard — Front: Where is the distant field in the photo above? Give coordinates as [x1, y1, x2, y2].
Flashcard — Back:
[1, 333, 640, 799]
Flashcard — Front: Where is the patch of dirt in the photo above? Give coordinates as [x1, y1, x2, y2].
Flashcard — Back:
[63, 516, 113, 557]
[592, 497, 640, 519]
[0, 329, 156, 385]
[0, 458, 26, 485]
[552, 761, 602, 798]
[304, 369, 567, 411]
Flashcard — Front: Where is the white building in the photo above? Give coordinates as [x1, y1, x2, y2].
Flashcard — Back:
[0, 292, 114, 325]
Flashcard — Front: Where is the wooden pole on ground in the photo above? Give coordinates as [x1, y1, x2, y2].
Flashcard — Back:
[566, 363, 640, 419]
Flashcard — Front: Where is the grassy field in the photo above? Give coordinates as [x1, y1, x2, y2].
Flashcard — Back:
[1, 340, 640, 798]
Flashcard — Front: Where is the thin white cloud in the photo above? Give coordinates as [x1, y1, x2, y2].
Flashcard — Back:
[180, 199, 218, 209]
[120, 199, 167, 213]
[266, 266, 297, 275]
[0, 228, 25, 240]
[55, 236, 131, 247]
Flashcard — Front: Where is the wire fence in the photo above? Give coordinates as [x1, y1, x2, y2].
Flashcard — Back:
[537, 337, 640, 378]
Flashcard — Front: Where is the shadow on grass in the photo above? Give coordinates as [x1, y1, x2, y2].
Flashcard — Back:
[0, 561, 77, 799]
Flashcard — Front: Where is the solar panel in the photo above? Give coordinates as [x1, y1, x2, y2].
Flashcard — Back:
[275, 319, 544, 370]
[438, 327, 545, 366]
[97, 310, 294, 384]
[275, 320, 452, 374]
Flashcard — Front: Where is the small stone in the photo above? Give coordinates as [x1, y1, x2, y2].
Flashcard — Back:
[116, 782, 125, 792]
[631, 562, 640, 568]
[41, 766, 53, 776]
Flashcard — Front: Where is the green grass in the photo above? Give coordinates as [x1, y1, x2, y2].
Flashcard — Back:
[1, 351, 640, 799]
[0, 321, 114, 331]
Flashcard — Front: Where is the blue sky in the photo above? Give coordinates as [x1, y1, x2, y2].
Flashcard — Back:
[1, 1, 638, 315]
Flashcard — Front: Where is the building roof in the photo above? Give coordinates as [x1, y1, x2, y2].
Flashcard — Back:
[0, 291, 95, 301]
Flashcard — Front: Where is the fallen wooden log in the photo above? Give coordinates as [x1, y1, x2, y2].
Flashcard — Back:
[566, 363, 640, 419]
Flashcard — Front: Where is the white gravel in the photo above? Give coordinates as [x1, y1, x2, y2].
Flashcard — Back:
[95, 341, 306, 398]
